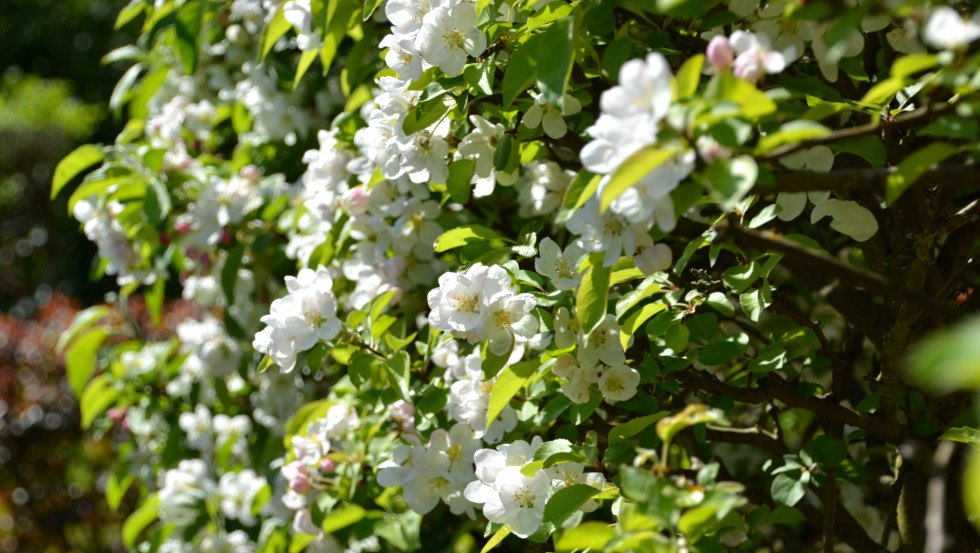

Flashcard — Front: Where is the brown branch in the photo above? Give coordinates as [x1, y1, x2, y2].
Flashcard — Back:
[717, 219, 956, 316]
[705, 425, 789, 456]
[675, 368, 905, 444]
[823, 469, 838, 553]
[777, 164, 979, 194]
[760, 101, 956, 161]
[756, 164, 980, 195]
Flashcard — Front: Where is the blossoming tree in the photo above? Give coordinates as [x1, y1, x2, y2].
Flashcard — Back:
[53, 0, 980, 551]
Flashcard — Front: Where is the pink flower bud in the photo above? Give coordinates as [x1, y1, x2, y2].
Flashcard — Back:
[241, 164, 262, 182]
[107, 407, 128, 424]
[318, 458, 337, 474]
[284, 462, 311, 493]
[707, 36, 734, 71]
[343, 187, 370, 216]
[173, 218, 193, 235]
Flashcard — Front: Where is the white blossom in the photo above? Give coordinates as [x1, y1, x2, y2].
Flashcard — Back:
[922, 6, 980, 51]
[534, 238, 584, 291]
[416, 2, 487, 77]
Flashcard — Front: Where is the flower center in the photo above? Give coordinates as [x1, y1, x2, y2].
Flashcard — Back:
[555, 257, 574, 279]
[307, 310, 325, 328]
[604, 373, 624, 392]
[492, 309, 513, 328]
[446, 444, 462, 461]
[444, 28, 466, 50]
[602, 215, 623, 236]
[452, 293, 479, 312]
[428, 476, 450, 492]
[513, 487, 536, 508]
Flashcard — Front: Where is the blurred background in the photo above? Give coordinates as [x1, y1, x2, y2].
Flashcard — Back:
[1, 1, 135, 550]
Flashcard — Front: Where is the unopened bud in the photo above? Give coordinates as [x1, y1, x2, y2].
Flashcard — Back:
[706, 36, 734, 71]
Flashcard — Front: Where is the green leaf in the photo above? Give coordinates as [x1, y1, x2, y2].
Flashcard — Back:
[917, 116, 979, 140]
[600, 145, 681, 213]
[321, 504, 366, 534]
[940, 427, 980, 446]
[542, 485, 601, 529]
[964, 448, 980, 532]
[502, 34, 541, 106]
[66, 328, 109, 397]
[222, 243, 245, 305]
[446, 158, 475, 204]
[905, 315, 980, 392]
[57, 306, 112, 352]
[532, 438, 573, 462]
[771, 473, 807, 506]
[293, 49, 319, 89]
[554, 521, 616, 552]
[766, 505, 806, 526]
[105, 467, 134, 511]
[698, 340, 741, 365]
[556, 170, 599, 223]
[885, 142, 959, 204]
[576, 253, 611, 334]
[482, 342, 513, 380]
[481, 525, 510, 553]
[362, 0, 383, 20]
[536, 18, 574, 110]
[859, 77, 904, 108]
[620, 302, 666, 349]
[804, 435, 847, 466]
[706, 72, 776, 119]
[434, 224, 506, 252]
[608, 411, 670, 446]
[403, 94, 451, 135]
[485, 359, 544, 432]
[52, 145, 104, 199]
[891, 53, 938, 79]
[656, 404, 729, 444]
[122, 494, 159, 549]
[174, 0, 204, 74]
[676, 54, 704, 100]
[704, 155, 758, 211]
[493, 133, 515, 172]
[756, 121, 831, 153]
[115, 0, 145, 29]
[319, 0, 359, 74]
[829, 136, 886, 168]
[261, 3, 291, 60]
[80, 374, 119, 429]
[723, 262, 760, 293]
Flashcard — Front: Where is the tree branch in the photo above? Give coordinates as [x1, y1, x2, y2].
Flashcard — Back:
[705, 425, 789, 456]
[760, 101, 956, 161]
[754, 164, 980, 195]
[716, 218, 955, 316]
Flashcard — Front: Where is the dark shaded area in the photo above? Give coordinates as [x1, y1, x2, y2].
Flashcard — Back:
[0, 1, 136, 551]
[0, 0, 134, 315]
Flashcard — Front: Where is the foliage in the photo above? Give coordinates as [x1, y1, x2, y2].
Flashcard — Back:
[55, 0, 980, 552]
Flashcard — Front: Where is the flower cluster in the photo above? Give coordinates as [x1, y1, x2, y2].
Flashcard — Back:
[383, 0, 487, 80]
[575, 53, 695, 265]
[282, 405, 359, 536]
[377, 423, 481, 516]
[427, 264, 538, 355]
[253, 266, 341, 372]
[464, 438, 605, 538]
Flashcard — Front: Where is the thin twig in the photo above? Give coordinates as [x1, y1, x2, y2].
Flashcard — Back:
[760, 101, 956, 161]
